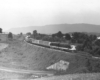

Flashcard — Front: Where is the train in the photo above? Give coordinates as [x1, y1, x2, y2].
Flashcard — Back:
[25, 36, 76, 52]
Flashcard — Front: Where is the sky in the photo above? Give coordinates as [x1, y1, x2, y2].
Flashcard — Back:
[0, 0, 100, 31]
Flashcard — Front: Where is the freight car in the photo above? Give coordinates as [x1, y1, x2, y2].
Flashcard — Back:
[25, 37, 76, 52]
[50, 42, 71, 49]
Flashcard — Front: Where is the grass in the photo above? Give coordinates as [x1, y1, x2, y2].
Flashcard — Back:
[34, 73, 100, 80]
[0, 70, 38, 80]
[0, 39, 100, 80]
[0, 39, 100, 75]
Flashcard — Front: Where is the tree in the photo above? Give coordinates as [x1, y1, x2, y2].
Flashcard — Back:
[89, 35, 97, 42]
[52, 34, 56, 38]
[26, 32, 31, 36]
[56, 31, 63, 38]
[8, 32, 13, 39]
[95, 39, 100, 46]
[0, 28, 2, 33]
[72, 32, 80, 43]
[65, 33, 71, 40]
[71, 32, 89, 43]
[20, 32, 23, 35]
[82, 37, 93, 51]
[33, 30, 37, 38]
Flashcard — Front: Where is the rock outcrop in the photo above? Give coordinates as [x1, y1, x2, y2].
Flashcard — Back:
[46, 60, 69, 71]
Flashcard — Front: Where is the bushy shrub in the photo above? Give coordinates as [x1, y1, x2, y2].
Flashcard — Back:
[8, 32, 13, 39]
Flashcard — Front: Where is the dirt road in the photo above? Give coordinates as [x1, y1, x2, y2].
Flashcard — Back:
[0, 66, 54, 80]
[0, 66, 100, 80]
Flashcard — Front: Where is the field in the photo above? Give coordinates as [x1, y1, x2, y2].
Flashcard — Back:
[34, 73, 100, 80]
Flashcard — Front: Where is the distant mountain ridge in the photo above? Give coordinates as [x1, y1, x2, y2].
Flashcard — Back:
[7, 23, 100, 34]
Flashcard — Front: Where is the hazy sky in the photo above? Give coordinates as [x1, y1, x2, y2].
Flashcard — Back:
[0, 0, 100, 31]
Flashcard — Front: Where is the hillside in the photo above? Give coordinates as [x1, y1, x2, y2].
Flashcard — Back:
[0, 38, 100, 79]
[0, 39, 100, 75]
[0, 40, 88, 73]
[7, 23, 100, 34]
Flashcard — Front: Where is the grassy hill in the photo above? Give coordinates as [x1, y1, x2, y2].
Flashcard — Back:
[0, 39, 100, 75]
